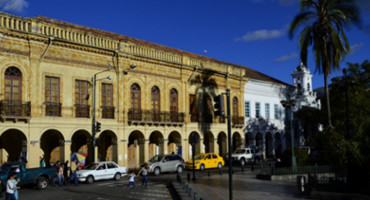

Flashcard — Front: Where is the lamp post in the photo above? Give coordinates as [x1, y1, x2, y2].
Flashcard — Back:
[91, 64, 112, 162]
[281, 95, 297, 172]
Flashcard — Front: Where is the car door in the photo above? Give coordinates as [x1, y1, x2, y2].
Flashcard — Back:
[95, 163, 107, 180]
[161, 156, 171, 172]
[106, 162, 118, 178]
[204, 154, 212, 169]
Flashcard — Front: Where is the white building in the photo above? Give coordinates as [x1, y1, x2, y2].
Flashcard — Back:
[244, 62, 320, 159]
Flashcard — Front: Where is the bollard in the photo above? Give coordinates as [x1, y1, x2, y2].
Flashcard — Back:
[189, 188, 193, 197]
[185, 184, 189, 192]
[208, 171, 211, 176]
[177, 174, 180, 182]
[187, 173, 191, 181]
[219, 168, 223, 175]
[183, 182, 186, 189]
[181, 179, 185, 186]
[241, 164, 245, 173]
[251, 162, 255, 171]
[194, 192, 198, 200]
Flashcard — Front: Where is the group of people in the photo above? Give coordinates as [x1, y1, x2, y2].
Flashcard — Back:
[0, 170, 21, 200]
[52, 159, 80, 186]
[128, 164, 149, 189]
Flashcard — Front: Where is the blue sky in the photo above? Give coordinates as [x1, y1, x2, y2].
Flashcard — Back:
[2, 0, 369, 89]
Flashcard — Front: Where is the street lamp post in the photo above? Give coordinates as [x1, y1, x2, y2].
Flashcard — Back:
[281, 95, 297, 172]
[91, 64, 112, 162]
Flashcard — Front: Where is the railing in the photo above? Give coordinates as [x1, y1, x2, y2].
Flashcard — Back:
[0, 12, 245, 78]
[260, 165, 335, 175]
[101, 106, 115, 119]
[75, 104, 90, 118]
[0, 100, 31, 117]
[128, 109, 185, 124]
[45, 102, 62, 117]
[232, 116, 245, 127]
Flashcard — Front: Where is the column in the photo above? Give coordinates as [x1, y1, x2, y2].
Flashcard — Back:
[118, 139, 126, 167]
[64, 140, 72, 163]
[28, 141, 43, 168]
[163, 139, 168, 154]
[143, 139, 149, 164]
[214, 138, 219, 155]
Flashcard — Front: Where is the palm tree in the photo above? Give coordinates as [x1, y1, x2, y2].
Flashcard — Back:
[289, 0, 360, 128]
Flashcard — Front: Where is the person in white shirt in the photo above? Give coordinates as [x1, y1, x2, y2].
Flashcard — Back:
[6, 173, 20, 200]
[127, 172, 136, 189]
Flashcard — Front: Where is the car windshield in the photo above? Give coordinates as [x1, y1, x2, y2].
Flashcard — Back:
[194, 154, 204, 160]
[148, 155, 163, 163]
[234, 149, 245, 154]
[85, 163, 99, 170]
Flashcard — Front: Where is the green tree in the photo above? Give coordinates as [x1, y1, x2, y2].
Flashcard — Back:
[289, 0, 361, 128]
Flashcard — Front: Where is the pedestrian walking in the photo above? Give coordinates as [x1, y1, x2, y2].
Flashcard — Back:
[138, 164, 148, 187]
[63, 160, 69, 185]
[6, 173, 20, 200]
[12, 177, 20, 200]
[67, 159, 79, 186]
[52, 161, 62, 187]
[127, 172, 136, 189]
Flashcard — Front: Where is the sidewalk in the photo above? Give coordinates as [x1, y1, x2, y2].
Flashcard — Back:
[175, 169, 309, 200]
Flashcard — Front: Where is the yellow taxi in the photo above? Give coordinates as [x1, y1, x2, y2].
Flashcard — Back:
[185, 153, 225, 171]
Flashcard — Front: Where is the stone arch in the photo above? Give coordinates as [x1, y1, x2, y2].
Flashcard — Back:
[40, 129, 65, 167]
[71, 130, 92, 165]
[232, 132, 242, 152]
[245, 132, 253, 146]
[149, 131, 164, 159]
[97, 130, 117, 163]
[256, 132, 263, 153]
[127, 131, 145, 169]
[265, 132, 273, 158]
[0, 129, 27, 164]
[168, 131, 182, 156]
[188, 132, 201, 158]
[217, 132, 227, 157]
[203, 131, 214, 153]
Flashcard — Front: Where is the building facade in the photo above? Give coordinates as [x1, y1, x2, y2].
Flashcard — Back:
[243, 62, 321, 159]
[0, 12, 247, 168]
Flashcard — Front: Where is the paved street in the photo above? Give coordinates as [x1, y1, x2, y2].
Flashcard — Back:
[178, 166, 312, 200]
[18, 176, 173, 200]
[16, 166, 311, 200]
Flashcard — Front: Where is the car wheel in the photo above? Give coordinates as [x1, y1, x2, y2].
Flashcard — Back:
[86, 175, 94, 184]
[176, 166, 183, 174]
[240, 158, 246, 166]
[154, 167, 161, 176]
[217, 163, 222, 169]
[36, 177, 48, 190]
[114, 173, 121, 180]
[200, 164, 205, 171]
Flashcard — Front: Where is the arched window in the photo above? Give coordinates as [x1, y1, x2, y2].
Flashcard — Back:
[4, 67, 22, 102]
[307, 83, 310, 91]
[232, 97, 238, 117]
[151, 86, 160, 121]
[170, 89, 178, 121]
[130, 84, 141, 120]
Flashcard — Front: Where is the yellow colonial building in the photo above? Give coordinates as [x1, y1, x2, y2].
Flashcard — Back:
[0, 12, 247, 168]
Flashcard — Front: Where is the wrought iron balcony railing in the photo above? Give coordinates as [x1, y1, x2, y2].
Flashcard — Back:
[232, 116, 245, 127]
[45, 102, 62, 117]
[75, 104, 90, 118]
[0, 100, 31, 117]
[128, 109, 185, 124]
[101, 106, 115, 119]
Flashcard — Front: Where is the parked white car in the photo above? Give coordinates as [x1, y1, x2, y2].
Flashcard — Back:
[76, 161, 127, 184]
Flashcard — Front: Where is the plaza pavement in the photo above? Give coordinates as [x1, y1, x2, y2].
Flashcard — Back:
[174, 167, 311, 200]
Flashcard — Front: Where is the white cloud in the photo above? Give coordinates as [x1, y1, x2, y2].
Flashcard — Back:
[1, 0, 28, 13]
[274, 52, 298, 63]
[234, 28, 286, 42]
[349, 43, 364, 55]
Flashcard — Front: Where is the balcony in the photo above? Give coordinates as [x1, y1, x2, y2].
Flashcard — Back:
[128, 109, 184, 126]
[75, 104, 90, 118]
[101, 106, 115, 119]
[0, 100, 31, 122]
[45, 102, 62, 117]
[232, 116, 245, 128]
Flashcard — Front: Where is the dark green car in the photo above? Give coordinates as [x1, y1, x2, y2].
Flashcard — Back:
[0, 162, 57, 190]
